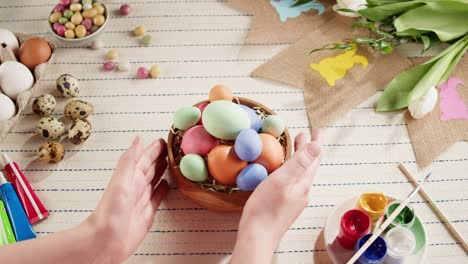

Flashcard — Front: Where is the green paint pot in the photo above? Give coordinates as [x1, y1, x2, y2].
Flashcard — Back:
[385, 200, 416, 230]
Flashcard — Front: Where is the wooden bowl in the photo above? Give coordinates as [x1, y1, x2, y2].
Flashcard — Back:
[167, 97, 292, 212]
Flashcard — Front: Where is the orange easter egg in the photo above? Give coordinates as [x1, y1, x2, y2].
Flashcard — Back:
[209, 84, 233, 102]
[207, 145, 247, 185]
[253, 134, 284, 173]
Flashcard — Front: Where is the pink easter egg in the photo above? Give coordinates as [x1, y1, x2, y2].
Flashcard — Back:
[136, 67, 150, 79]
[181, 125, 219, 156]
[82, 18, 93, 30]
[54, 4, 65, 12]
[103, 61, 116, 71]
[55, 25, 66, 37]
[60, 0, 71, 7]
[197, 102, 209, 125]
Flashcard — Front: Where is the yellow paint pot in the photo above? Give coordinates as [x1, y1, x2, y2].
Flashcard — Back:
[357, 192, 388, 223]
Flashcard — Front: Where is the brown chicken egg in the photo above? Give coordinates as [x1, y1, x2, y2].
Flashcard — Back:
[18, 38, 52, 70]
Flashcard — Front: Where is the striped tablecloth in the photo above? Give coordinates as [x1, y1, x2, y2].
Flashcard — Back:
[0, 1, 466, 263]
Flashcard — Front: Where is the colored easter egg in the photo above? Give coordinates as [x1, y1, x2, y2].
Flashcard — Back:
[240, 105, 263, 131]
[207, 145, 247, 185]
[253, 134, 284, 173]
[236, 164, 268, 191]
[197, 102, 209, 125]
[181, 125, 219, 156]
[173, 106, 201, 131]
[202, 101, 250, 140]
[180, 154, 208, 182]
[261, 115, 285, 138]
[209, 84, 233, 102]
[234, 128, 262, 162]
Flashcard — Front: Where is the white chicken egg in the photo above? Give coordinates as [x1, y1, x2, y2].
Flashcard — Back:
[0, 93, 16, 121]
[0, 28, 19, 54]
[0, 61, 34, 100]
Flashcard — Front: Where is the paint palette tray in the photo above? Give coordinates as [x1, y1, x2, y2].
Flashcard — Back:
[323, 195, 427, 264]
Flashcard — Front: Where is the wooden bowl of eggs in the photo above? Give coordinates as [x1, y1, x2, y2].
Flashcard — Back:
[48, 0, 109, 46]
[167, 85, 292, 212]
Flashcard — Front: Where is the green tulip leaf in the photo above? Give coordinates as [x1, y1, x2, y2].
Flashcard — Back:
[377, 35, 468, 111]
[394, 1, 468, 42]
[358, 1, 425, 22]
[376, 62, 435, 111]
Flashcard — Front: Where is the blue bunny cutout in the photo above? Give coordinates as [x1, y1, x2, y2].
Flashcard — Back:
[270, 0, 324, 22]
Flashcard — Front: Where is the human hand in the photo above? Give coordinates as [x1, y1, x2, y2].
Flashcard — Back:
[85, 136, 170, 263]
[231, 131, 322, 264]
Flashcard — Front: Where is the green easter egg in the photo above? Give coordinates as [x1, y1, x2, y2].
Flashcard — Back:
[180, 154, 208, 182]
[202, 101, 250, 140]
[173, 106, 201, 131]
[261, 115, 285, 138]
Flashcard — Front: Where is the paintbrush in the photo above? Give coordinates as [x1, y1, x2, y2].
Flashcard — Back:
[346, 172, 432, 264]
[399, 164, 468, 253]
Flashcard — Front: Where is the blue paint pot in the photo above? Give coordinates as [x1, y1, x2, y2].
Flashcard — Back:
[354, 233, 387, 264]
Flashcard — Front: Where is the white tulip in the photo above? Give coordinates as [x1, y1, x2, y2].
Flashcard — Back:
[332, 0, 367, 17]
[408, 86, 438, 119]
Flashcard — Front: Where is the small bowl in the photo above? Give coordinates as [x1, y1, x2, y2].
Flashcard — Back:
[167, 97, 292, 212]
[47, 3, 109, 47]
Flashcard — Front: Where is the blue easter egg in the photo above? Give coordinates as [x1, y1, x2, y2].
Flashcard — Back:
[236, 164, 268, 191]
[234, 128, 262, 161]
[240, 105, 263, 132]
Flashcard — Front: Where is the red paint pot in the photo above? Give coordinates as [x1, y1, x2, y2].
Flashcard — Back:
[337, 209, 371, 249]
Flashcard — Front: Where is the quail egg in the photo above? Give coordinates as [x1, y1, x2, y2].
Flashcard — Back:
[32, 94, 56, 117]
[64, 100, 94, 120]
[56, 74, 80, 98]
[69, 119, 92, 145]
[38, 142, 65, 163]
[36, 117, 66, 139]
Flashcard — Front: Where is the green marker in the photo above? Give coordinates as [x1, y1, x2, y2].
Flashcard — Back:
[0, 200, 16, 246]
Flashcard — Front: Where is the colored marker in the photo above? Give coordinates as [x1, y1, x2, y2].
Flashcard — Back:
[1, 153, 49, 224]
[0, 200, 16, 245]
[0, 172, 36, 241]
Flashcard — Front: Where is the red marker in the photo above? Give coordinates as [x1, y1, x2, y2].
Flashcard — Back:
[1, 153, 49, 225]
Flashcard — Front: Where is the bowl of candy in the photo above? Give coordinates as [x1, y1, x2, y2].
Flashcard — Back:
[167, 85, 292, 212]
[48, 0, 109, 46]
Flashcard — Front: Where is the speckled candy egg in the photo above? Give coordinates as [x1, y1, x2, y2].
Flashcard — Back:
[209, 84, 233, 102]
[64, 100, 94, 120]
[180, 154, 208, 182]
[207, 145, 247, 185]
[38, 142, 65, 163]
[32, 94, 56, 117]
[173, 106, 201, 131]
[69, 119, 92, 144]
[262, 115, 285, 138]
[202, 101, 250, 140]
[234, 128, 262, 162]
[181, 125, 219, 156]
[56, 74, 80, 98]
[240, 105, 263, 132]
[236, 164, 268, 191]
[36, 117, 66, 139]
[253, 134, 284, 173]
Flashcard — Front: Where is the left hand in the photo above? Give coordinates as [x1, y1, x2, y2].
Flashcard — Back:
[85, 136, 170, 263]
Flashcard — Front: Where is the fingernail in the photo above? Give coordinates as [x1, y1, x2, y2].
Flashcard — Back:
[307, 142, 321, 157]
